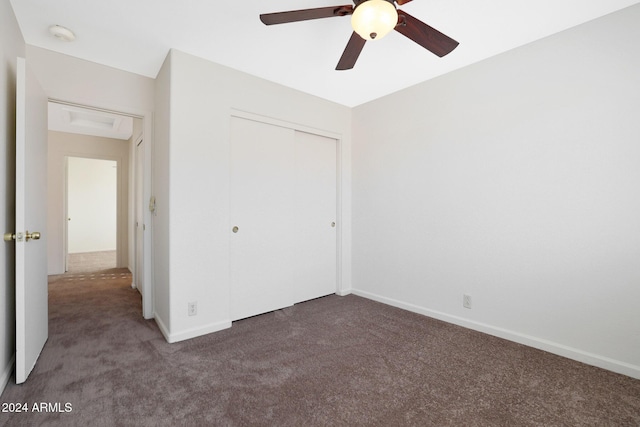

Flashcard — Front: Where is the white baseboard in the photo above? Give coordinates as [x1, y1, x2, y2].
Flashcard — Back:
[155, 315, 232, 344]
[154, 314, 171, 342]
[352, 289, 640, 380]
[1, 355, 15, 396]
[336, 289, 352, 296]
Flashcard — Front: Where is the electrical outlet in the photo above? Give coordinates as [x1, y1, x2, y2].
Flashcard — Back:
[188, 302, 197, 316]
[463, 294, 472, 309]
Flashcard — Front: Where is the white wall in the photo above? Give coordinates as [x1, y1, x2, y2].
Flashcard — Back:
[27, 46, 155, 317]
[67, 157, 117, 253]
[0, 0, 24, 395]
[154, 49, 352, 342]
[152, 53, 171, 331]
[47, 131, 129, 274]
[26, 46, 155, 114]
[352, 5, 640, 379]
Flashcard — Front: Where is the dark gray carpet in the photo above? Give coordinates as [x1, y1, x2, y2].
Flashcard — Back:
[1, 270, 639, 426]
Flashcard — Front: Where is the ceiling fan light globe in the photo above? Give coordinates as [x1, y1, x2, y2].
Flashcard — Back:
[351, 0, 398, 41]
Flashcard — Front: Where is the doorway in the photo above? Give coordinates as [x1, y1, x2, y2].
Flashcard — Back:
[65, 156, 118, 272]
[46, 100, 153, 318]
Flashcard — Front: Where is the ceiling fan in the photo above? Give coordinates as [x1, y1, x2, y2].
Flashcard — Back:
[260, 0, 459, 70]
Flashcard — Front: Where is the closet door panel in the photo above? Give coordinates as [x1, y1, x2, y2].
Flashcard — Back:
[294, 131, 337, 303]
[230, 117, 295, 321]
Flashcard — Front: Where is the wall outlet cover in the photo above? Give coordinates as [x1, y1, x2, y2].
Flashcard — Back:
[188, 302, 197, 316]
[463, 294, 472, 309]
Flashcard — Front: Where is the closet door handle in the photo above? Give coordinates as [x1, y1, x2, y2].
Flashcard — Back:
[232, 226, 239, 233]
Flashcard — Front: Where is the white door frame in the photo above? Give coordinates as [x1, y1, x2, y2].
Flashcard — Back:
[50, 98, 154, 319]
[64, 155, 123, 271]
[133, 135, 144, 292]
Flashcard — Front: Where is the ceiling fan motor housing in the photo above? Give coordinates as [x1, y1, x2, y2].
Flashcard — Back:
[353, 0, 397, 7]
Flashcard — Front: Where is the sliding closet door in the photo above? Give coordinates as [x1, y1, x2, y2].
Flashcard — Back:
[230, 117, 295, 321]
[294, 131, 337, 303]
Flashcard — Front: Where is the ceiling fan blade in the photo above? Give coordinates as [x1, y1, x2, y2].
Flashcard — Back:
[395, 0, 413, 4]
[260, 5, 353, 25]
[336, 32, 366, 70]
[394, 9, 459, 57]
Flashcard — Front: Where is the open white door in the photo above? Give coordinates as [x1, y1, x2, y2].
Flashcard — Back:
[134, 138, 144, 294]
[14, 57, 48, 384]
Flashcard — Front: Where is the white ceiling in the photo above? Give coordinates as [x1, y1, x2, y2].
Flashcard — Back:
[10, 0, 640, 107]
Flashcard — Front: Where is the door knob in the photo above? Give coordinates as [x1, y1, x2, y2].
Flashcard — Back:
[4, 232, 23, 242]
[331, 222, 336, 228]
[232, 226, 239, 233]
[25, 231, 41, 241]
[4, 231, 38, 242]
